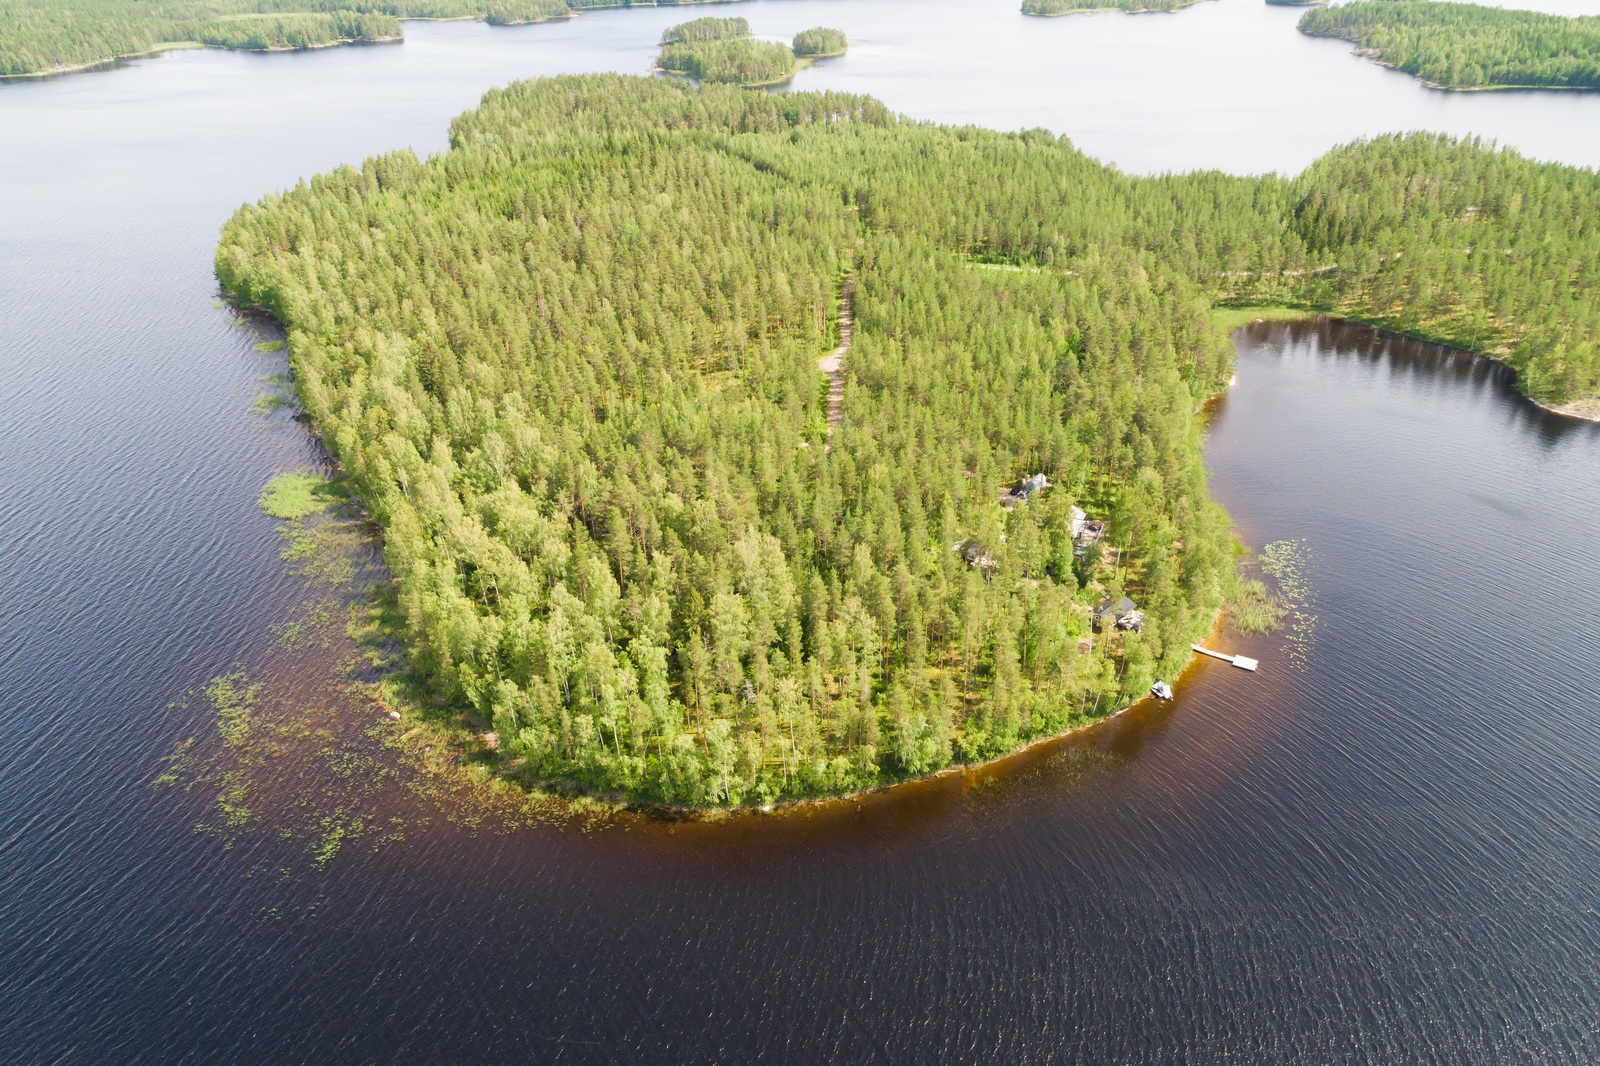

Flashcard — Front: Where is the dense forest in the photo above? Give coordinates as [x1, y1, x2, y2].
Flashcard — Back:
[0, 0, 727, 76]
[792, 26, 846, 58]
[1299, 1, 1600, 91]
[1022, 0, 1207, 17]
[188, 11, 399, 51]
[217, 76, 1600, 806]
[656, 16, 797, 86]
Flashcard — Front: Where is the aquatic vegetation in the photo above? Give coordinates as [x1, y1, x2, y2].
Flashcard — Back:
[1227, 576, 1286, 635]
[160, 496, 581, 883]
[1258, 538, 1315, 667]
[252, 392, 291, 414]
[206, 668, 261, 748]
[1209, 305, 1317, 333]
[258, 470, 333, 521]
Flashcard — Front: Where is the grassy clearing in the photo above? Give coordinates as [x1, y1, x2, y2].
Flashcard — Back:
[1212, 304, 1320, 332]
[1211, 304, 1320, 333]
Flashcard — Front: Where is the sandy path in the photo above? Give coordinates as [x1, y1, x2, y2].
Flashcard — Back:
[817, 276, 855, 432]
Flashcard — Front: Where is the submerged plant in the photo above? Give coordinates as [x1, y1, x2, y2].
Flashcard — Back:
[258, 470, 333, 520]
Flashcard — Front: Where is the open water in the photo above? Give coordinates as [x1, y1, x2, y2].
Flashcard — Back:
[2, 2, 1599, 1061]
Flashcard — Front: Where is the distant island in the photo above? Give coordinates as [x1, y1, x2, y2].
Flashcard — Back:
[792, 27, 848, 59]
[0, 0, 743, 79]
[656, 17, 845, 87]
[1264, 0, 1323, 7]
[656, 17, 794, 87]
[217, 75, 1600, 808]
[1022, 0, 1210, 17]
[1299, 1, 1600, 91]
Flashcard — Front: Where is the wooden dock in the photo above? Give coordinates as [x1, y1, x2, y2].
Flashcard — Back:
[1191, 644, 1259, 671]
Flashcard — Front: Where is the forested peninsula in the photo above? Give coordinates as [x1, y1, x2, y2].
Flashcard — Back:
[217, 76, 1600, 807]
[1022, 0, 1209, 18]
[0, 0, 724, 77]
[1299, 1, 1600, 91]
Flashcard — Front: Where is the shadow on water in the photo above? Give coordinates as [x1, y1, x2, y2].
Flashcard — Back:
[1244, 318, 1599, 450]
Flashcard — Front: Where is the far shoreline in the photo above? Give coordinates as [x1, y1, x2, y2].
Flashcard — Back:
[0, 34, 402, 82]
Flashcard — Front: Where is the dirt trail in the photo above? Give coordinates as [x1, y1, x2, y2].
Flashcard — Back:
[817, 276, 855, 432]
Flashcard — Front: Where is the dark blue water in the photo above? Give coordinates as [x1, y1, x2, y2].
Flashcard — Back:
[3, 9, 1600, 1063]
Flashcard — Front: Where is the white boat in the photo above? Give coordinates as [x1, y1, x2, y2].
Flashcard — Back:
[1150, 681, 1173, 700]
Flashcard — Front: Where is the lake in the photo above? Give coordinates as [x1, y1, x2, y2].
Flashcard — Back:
[2, 3, 1599, 1061]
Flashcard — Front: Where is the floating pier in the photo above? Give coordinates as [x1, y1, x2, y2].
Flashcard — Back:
[1191, 644, 1259, 671]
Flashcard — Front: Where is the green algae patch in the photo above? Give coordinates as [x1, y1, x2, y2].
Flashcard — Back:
[259, 470, 334, 520]
[1211, 304, 1319, 333]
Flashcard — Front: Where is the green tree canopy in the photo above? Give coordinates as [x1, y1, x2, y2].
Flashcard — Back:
[217, 76, 1600, 807]
[1299, 1, 1600, 91]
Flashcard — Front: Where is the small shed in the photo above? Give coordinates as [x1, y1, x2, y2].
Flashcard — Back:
[954, 538, 998, 571]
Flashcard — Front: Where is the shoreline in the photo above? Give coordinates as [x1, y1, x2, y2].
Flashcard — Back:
[0, 41, 204, 81]
[0, 35, 400, 81]
[626, 607, 1231, 821]
[1023, 0, 1211, 17]
[1216, 303, 1600, 426]
[1314, 45, 1600, 94]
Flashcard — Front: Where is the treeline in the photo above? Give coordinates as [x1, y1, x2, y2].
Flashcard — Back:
[191, 11, 398, 50]
[792, 26, 845, 57]
[217, 77, 1600, 806]
[0, 0, 723, 76]
[661, 15, 745, 45]
[484, 0, 570, 27]
[1022, 0, 1206, 17]
[1276, 133, 1600, 403]
[1299, 1, 1600, 91]
[657, 17, 797, 86]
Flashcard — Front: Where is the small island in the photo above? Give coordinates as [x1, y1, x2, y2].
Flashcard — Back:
[792, 27, 848, 59]
[656, 17, 794, 88]
[1022, 0, 1210, 17]
[485, 0, 575, 27]
[1299, 1, 1600, 91]
[217, 75, 1600, 808]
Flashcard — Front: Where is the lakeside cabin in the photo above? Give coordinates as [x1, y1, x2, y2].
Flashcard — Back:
[953, 538, 999, 572]
[1000, 472, 1049, 509]
[1070, 505, 1106, 554]
[1094, 595, 1143, 633]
